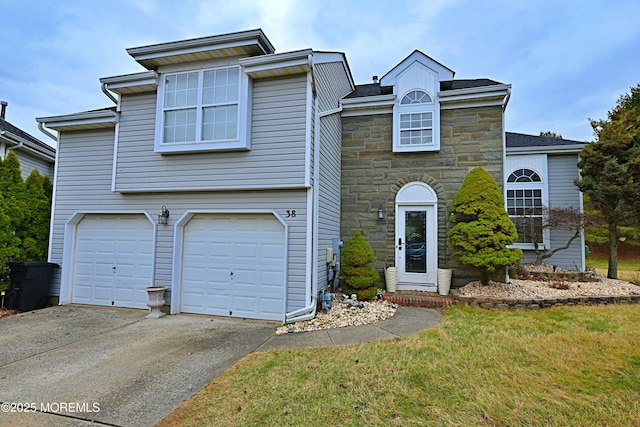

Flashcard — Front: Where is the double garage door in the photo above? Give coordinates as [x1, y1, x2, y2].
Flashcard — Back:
[71, 213, 286, 321]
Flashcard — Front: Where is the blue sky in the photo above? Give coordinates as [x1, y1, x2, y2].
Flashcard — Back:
[1, 0, 639, 146]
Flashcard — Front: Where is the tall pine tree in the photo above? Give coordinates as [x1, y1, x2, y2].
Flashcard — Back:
[576, 84, 640, 278]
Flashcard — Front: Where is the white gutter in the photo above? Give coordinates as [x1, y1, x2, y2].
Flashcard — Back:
[506, 144, 585, 155]
[1, 130, 55, 161]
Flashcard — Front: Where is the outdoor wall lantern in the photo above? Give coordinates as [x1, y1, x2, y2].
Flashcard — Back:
[158, 205, 170, 225]
[378, 206, 385, 220]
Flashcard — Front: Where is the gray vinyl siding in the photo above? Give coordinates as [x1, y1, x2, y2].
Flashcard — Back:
[15, 151, 54, 179]
[114, 75, 309, 192]
[315, 62, 353, 112]
[49, 128, 310, 313]
[317, 113, 342, 291]
[519, 154, 584, 270]
[313, 62, 353, 290]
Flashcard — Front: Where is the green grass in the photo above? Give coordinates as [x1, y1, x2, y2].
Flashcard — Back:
[159, 304, 640, 426]
[586, 257, 640, 282]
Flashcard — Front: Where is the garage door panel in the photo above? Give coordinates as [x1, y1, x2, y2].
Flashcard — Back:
[181, 291, 204, 309]
[72, 215, 153, 309]
[93, 284, 113, 304]
[259, 297, 284, 315]
[181, 213, 285, 321]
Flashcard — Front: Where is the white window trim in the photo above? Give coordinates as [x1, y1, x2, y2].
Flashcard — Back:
[154, 65, 251, 154]
[506, 168, 550, 250]
[393, 89, 439, 153]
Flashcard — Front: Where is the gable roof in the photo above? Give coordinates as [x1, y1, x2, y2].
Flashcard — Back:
[506, 132, 586, 154]
[380, 50, 455, 85]
[0, 117, 55, 159]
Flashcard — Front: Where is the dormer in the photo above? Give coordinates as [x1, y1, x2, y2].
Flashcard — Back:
[380, 50, 454, 153]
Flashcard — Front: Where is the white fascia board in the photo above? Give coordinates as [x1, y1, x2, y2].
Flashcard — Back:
[506, 144, 585, 155]
[127, 30, 274, 58]
[36, 110, 118, 131]
[438, 84, 511, 103]
[100, 71, 158, 94]
[240, 49, 312, 78]
[340, 94, 395, 117]
[127, 30, 275, 69]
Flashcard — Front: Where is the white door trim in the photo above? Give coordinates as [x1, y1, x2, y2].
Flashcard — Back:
[395, 182, 438, 291]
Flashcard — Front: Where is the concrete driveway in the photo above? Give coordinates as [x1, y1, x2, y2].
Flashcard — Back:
[0, 305, 276, 426]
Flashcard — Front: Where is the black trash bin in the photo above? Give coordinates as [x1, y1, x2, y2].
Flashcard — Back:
[7, 262, 59, 312]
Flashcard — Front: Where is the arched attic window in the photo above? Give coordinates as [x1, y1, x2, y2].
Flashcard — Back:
[400, 90, 433, 105]
[507, 168, 542, 183]
[398, 90, 435, 147]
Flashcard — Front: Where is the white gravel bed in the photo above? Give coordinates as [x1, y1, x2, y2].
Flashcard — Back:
[458, 278, 640, 299]
[276, 296, 397, 334]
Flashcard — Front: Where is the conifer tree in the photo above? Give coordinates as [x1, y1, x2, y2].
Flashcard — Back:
[576, 83, 640, 278]
[341, 232, 380, 300]
[449, 167, 522, 285]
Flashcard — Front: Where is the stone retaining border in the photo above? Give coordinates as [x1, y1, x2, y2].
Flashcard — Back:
[450, 289, 640, 309]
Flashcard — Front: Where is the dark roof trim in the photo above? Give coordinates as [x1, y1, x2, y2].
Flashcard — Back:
[506, 132, 586, 154]
[344, 78, 504, 100]
[0, 118, 55, 154]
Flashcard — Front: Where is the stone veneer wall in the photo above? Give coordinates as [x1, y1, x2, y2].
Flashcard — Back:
[341, 105, 505, 288]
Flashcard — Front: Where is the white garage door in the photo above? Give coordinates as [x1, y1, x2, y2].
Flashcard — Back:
[73, 214, 153, 308]
[181, 213, 286, 321]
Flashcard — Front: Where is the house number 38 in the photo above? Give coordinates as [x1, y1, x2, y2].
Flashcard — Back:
[286, 210, 296, 218]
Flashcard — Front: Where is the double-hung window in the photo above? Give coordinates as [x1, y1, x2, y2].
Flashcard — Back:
[394, 89, 438, 152]
[506, 168, 544, 246]
[156, 66, 248, 153]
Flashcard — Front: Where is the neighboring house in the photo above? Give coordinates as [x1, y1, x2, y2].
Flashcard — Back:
[340, 51, 585, 290]
[37, 29, 585, 319]
[0, 101, 56, 179]
[37, 29, 353, 322]
[505, 132, 586, 270]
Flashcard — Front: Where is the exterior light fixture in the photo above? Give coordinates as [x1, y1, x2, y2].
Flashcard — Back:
[378, 206, 385, 220]
[158, 205, 170, 225]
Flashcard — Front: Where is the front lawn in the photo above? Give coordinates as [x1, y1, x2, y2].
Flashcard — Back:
[159, 304, 640, 426]
[587, 258, 640, 282]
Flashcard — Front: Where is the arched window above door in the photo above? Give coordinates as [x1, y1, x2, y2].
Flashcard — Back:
[396, 182, 438, 204]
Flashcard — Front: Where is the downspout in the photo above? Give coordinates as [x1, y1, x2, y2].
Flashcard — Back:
[286, 57, 320, 322]
[502, 86, 511, 282]
[101, 82, 118, 104]
[286, 109, 345, 322]
[38, 122, 57, 142]
[5, 140, 23, 152]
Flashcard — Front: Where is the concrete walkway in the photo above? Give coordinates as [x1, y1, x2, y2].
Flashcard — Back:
[0, 305, 442, 426]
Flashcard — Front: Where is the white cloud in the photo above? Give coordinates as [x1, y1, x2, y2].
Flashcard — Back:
[0, 0, 638, 142]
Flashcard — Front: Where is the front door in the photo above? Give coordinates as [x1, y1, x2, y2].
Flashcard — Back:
[396, 205, 437, 289]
